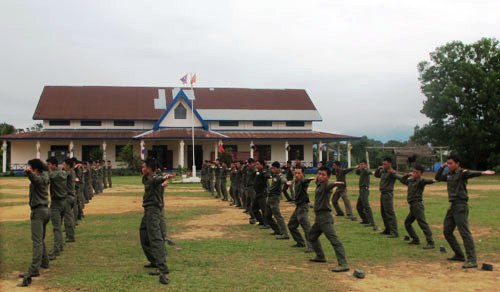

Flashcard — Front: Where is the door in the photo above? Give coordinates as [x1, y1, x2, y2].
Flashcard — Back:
[187, 145, 203, 170]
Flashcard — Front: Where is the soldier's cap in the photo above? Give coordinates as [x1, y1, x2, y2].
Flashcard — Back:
[481, 263, 493, 271]
[353, 269, 365, 279]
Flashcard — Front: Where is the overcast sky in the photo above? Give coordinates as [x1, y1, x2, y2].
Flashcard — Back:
[1, 0, 498, 141]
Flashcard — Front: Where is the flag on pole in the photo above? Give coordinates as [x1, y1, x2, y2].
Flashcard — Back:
[218, 140, 225, 153]
[190, 73, 197, 87]
[180, 74, 188, 85]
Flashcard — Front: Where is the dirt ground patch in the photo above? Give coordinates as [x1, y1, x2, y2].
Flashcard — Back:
[339, 260, 500, 291]
[0, 272, 61, 292]
[430, 224, 497, 240]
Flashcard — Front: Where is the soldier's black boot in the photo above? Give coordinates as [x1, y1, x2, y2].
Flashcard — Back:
[159, 273, 169, 285]
[17, 275, 32, 287]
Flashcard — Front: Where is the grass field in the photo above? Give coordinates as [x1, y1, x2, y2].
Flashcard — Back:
[0, 173, 499, 291]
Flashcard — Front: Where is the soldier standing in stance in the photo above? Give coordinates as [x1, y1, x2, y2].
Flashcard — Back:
[214, 159, 222, 199]
[254, 160, 270, 227]
[281, 161, 294, 202]
[220, 161, 229, 201]
[201, 161, 208, 191]
[140, 158, 170, 285]
[435, 155, 495, 268]
[287, 167, 314, 252]
[331, 161, 356, 220]
[374, 157, 400, 238]
[238, 161, 246, 209]
[266, 161, 290, 239]
[103, 160, 108, 189]
[229, 162, 241, 206]
[399, 165, 435, 249]
[62, 159, 76, 242]
[308, 166, 349, 272]
[98, 160, 105, 192]
[46, 157, 67, 260]
[355, 160, 376, 229]
[72, 158, 84, 221]
[208, 161, 215, 195]
[83, 162, 92, 202]
[91, 161, 99, 195]
[107, 160, 113, 188]
[18, 159, 50, 287]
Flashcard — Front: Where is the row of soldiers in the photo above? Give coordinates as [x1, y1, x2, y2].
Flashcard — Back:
[201, 155, 495, 272]
[18, 157, 113, 287]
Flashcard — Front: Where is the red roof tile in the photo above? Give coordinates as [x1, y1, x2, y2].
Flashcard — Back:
[33, 86, 318, 120]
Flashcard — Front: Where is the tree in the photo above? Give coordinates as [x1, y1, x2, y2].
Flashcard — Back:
[0, 123, 15, 172]
[118, 143, 141, 171]
[412, 38, 500, 169]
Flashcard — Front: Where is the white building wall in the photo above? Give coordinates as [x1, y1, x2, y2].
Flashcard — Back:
[158, 99, 202, 128]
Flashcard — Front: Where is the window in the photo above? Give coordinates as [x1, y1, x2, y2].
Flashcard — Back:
[81, 120, 102, 126]
[255, 145, 271, 161]
[219, 121, 239, 127]
[286, 121, 305, 127]
[174, 104, 187, 119]
[253, 121, 272, 127]
[289, 145, 304, 160]
[49, 120, 70, 126]
[114, 120, 135, 127]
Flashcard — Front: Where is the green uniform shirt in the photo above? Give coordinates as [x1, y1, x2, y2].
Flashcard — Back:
[268, 173, 284, 197]
[48, 170, 68, 201]
[27, 172, 49, 208]
[374, 168, 400, 192]
[66, 169, 76, 198]
[313, 181, 337, 213]
[215, 165, 221, 179]
[294, 178, 311, 205]
[356, 168, 371, 188]
[142, 174, 166, 208]
[435, 167, 482, 202]
[208, 166, 215, 179]
[220, 166, 228, 182]
[399, 175, 434, 203]
[335, 168, 355, 190]
[245, 168, 256, 187]
[283, 167, 293, 181]
[254, 169, 270, 194]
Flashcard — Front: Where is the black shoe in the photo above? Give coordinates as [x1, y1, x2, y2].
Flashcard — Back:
[159, 273, 169, 285]
[387, 234, 399, 238]
[249, 219, 256, 224]
[41, 263, 49, 269]
[447, 255, 466, 262]
[359, 221, 370, 225]
[380, 230, 390, 235]
[291, 243, 305, 248]
[19, 272, 39, 278]
[66, 239, 75, 243]
[331, 265, 350, 272]
[423, 243, 435, 250]
[309, 257, 327, 263]
[17, 276, 32, 287]
[48, 254, 57, 261]
[144, 263, 157, 268]
[462, 262, 478, 269]
[408, 240, 420, 245]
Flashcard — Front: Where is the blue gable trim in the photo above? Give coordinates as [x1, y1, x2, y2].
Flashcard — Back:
[153, 89, 208, 131]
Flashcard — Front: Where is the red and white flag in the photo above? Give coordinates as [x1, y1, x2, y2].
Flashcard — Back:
[190, 73, 197, 87]
[180, 74, 188, 85]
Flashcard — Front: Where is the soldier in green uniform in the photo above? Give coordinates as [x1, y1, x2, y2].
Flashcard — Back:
[214, 159, 222, 198]
[18, 159, 50, 286]
[46, 157, 67, 260]
[220, 162, 229, 201]
[208, 161, 215, 195]
[83, 162, 92, 202]
[332, 161, 356, 220]
[98, 160, 105, 192]
[398, 165, 435, 249]
[103, 160, 108, 189]
[201, 161, 209, 191]
[435, 155, 495, 268]
[239, 161, 248, 210]
[308, 166, 349, 272]
[287, 167, 314, 252]
[72, 158, 84, 221]
[355, 160, 376, 229]
[265, 161, 289, 239]
[91, 161, 99, 195]
[254, 160, 270, 227]
[107, 160, 113, 188]
[282, 161, 294, 202]
[374, 157, 400, 238]
[231, 162, 242, 207]
[140, 158, 170, 285]
[62, 159, 76, 242]
[245, 159, 258, 224]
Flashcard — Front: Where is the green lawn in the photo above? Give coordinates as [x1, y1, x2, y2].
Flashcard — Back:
[0, 174, 499, 291]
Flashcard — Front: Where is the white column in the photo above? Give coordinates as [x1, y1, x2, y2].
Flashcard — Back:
[36, 141, 41, 159]
[179, 140, 185, 167]
[347, 139, 352, 168]
[102, 141, 107, 160]
[214, 142, 218, 159]
[318, 141, 323, 162]
[2, 140, 7, 173]
[285, 140, 289, 162]
[69, 140, 75, 158]
[140, 140, 145, 160]
[250, 140, 254, 159]
[365, 150, 370, 169]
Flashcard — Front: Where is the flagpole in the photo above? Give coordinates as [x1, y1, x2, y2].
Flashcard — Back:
[191, 74, 196, 179]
